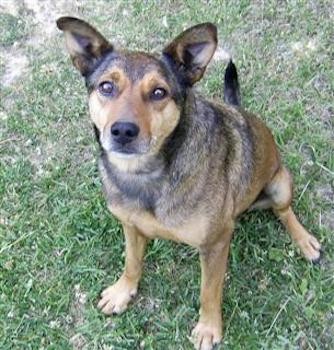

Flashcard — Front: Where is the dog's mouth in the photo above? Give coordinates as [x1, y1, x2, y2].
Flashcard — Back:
[110, 148, 143, 158]
[106, 140, 151, 158]
[100, 133, 159, 158]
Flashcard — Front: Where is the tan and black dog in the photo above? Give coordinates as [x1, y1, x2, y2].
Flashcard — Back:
[57, 17, 321, 350]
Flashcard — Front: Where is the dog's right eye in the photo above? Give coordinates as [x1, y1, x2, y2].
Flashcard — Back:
[150, 87, 168, 101]
[98, 81, 116, 96]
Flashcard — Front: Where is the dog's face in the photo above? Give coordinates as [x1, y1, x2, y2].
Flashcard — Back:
[57, 17, 217, 170]
[87, 52, 181, 159]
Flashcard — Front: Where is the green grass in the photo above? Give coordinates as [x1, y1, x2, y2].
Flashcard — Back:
[1, 1, 333, 349]
[0, 13, 26, 46]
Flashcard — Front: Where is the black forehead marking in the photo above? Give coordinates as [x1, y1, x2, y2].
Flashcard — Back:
[85, 50, 186, 103]
[85, 51, 121, 90]
[86, 51, 164, 86]
[122, 52, 164, 81]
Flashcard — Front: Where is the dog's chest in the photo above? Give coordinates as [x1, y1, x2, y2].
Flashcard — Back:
[108, 203, 210, 248]
[99, 152, 213, 247]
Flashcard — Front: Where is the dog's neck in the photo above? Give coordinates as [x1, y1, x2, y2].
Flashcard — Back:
[100, 150, 165, 211]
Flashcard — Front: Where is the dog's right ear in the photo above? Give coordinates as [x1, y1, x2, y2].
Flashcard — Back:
[56, 17, 112, 76]
[163, 23, 217, 86]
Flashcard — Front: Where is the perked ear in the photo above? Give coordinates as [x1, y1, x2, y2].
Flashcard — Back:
[56, 17, 112, 76]
[163, 23, 217, 86]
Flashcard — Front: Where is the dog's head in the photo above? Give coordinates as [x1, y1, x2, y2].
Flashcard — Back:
[57, 17, 217, 170]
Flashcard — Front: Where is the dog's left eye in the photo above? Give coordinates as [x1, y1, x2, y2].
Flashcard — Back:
[98, 81, 116, 96]
[150, 87, 167, 101]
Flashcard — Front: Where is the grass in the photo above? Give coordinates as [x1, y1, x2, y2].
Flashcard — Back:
[0, 1, 333, 349]
[0, 13, 26, 46]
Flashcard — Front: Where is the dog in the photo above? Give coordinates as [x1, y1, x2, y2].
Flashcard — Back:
[57, 17, 321, 350]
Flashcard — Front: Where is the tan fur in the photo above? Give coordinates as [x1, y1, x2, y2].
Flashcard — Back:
[98, 224, 147, 315]
[148, 100, 181, 154]
[100, 97, 321, 350]
[89, 68, 180, 171]
[57, 18, 322, 350]
[109, 203, 211, 247]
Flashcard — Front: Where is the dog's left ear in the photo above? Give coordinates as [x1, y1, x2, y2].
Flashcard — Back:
[56, 17, 113, 76]
[163, 23, 217, 86]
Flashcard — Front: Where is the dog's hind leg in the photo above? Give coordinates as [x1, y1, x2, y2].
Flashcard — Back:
[248, 190, 273, 211]
[265, 166, 321, 262]
[98, 224, 148, 315]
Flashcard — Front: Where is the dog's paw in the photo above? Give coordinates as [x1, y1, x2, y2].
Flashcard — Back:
[97, 277, 138, 315]
[190, 321, 222, 350]
[298, 234, 321, 262]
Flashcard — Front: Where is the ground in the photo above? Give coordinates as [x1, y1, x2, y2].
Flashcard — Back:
[0, 1, 333, 349]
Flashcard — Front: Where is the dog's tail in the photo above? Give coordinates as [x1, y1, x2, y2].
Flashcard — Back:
[224, 60, 241, 106]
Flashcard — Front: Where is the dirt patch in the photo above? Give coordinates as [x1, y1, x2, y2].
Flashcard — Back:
[68, 284, 88, 350]
[291, 39, 317, 57]
[0, 48, 28, 87]
[316, 184, 334, 203]
[320, 311, 334, 349]
[0, 1, 20, 16]
[69, 333, 87, 350]
[70, 284, 87, 326]
[0, 0, 81, 87]
[213, 46, 231, 63]
[23, 0, 81, 44]
[27, 140, 57, 177]
[315, 183, 334, 230]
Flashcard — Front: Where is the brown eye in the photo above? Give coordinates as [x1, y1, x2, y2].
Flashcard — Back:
[150, 87, 167, 101]
[98, 81, 116, 96]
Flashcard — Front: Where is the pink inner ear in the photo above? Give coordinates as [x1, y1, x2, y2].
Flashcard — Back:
[186, 42, 208, 57]
[184, 41, 216, 68]
[73, 32, 93, 51]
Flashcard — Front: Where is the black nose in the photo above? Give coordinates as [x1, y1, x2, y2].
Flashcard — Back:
[110, 122, 140, 145]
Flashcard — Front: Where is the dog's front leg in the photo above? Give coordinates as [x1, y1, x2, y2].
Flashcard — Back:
[98, 223, 148, 315]
[191, 225, 233, 350]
